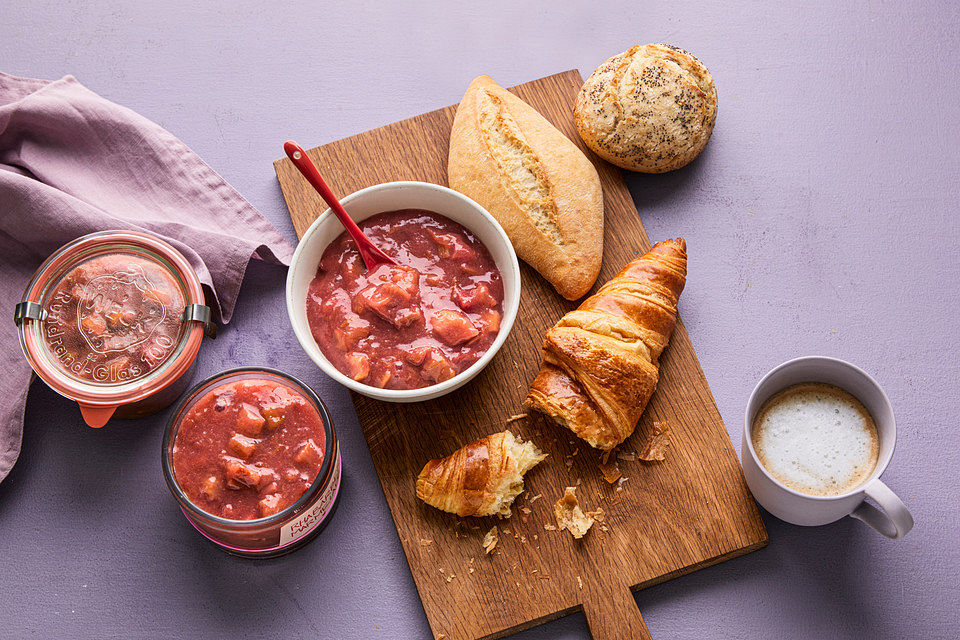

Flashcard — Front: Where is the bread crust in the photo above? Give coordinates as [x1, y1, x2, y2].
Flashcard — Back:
[448, 75, 604, 300]
[575, 44, 717, 173]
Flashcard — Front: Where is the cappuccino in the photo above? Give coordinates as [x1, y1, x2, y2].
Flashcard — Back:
[752, 383, 879, 497]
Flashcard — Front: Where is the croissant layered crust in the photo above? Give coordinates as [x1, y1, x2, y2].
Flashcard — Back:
[525, 239, 687, 450]
[416, 431, 546, 517]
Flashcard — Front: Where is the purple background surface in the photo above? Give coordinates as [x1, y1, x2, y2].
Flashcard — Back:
[1, 2, 958, 638]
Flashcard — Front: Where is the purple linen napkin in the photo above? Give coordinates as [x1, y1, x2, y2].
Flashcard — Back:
[0, 71, 295, 482]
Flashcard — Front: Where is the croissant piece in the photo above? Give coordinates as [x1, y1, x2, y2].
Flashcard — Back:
[416, 431, 546, 517]
[525, 239, 687, 450]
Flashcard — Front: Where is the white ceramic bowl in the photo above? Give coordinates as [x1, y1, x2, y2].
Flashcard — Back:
[286, 181, 521, 403]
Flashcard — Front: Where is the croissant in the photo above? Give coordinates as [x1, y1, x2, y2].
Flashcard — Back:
[416, 431, 546, 517]
[524, 238, 687, 451]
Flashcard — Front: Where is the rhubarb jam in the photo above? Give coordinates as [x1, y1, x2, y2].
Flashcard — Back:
[306, 209, 504, 390]
[172, 378, 327, 520]
[163, 368, 341, 558]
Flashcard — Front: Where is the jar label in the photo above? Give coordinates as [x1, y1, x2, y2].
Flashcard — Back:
[279, 447, 342, 547]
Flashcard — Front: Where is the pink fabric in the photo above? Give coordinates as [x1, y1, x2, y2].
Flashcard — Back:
[0, 72, 295, 482]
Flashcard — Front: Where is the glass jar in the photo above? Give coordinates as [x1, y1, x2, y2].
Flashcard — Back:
[161, 367, 341, 558]
[15, 230, 212, 427]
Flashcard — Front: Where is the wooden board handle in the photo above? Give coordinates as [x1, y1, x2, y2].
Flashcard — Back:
[582, 582, 652, 640]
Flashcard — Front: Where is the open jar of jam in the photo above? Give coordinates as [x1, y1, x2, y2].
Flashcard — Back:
[162, 367, 341, 558]
[14, 230, 213, 427]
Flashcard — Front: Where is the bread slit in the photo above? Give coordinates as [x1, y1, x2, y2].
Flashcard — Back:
[477, 90, 563, 245]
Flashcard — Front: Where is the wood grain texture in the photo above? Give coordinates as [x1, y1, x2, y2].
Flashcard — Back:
[274, 70, 767, 640]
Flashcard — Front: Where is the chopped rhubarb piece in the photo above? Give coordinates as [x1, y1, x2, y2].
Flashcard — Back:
[80, 313, 107, 336]
[460, 262, 484, 276]
[478, 309, 501, 334]
[258, 494, 283, 517]
[295, 440, 323, 467]
[371, 368, 392, 388]
[392, 306, 424, 327]
[260, 387, 305, 429]
[403, 346, 431, 366]
[431, 309, 479, 346]
[352, 284, 398, 316]
[256, 464, 277, 484]
[235, 403, 266, 436]
[353, 265, 423, 328]
[273, 385, 306, 407]
[261, 482, 279, 495]
[67, 282, 85, 300]
[387, 264, 420, 294]
[224, 457, 265, 489]
[334, 316, 370, 351]
[364, 264, 419, 298]
[421, 349, 457, 383]
[345, 352, 370, 381]
[261, 406, 285, 430]
[103, 304, 124, 329]
[213, 390, 235, 413]
[453, 282, 498, 311]
[320, 246, 363, 278]
[228, 433, 257, 459]
[429, 230, 476, 261]
[383, 280, 415, 303]
[200, 475, 219, 500]
[339, 252, 364, 282]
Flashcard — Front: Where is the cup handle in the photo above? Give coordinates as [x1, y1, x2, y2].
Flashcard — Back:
[850, 479, 914, 539]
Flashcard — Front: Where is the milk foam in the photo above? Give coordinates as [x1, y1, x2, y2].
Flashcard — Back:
[752, 383, 879, 496]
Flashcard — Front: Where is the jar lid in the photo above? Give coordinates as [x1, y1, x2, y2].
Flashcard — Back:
[15, 231, 211, 426]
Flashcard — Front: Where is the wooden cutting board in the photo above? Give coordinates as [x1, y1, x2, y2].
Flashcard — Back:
[274, 70, 767, 640]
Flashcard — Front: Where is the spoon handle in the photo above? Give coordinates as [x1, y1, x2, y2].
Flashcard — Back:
[283, 140, 396, 269]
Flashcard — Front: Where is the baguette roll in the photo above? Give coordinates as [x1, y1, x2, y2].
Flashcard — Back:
[448, 75, 604, 300]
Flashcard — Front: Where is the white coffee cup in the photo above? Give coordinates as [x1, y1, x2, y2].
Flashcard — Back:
[742, 356, 914, 539]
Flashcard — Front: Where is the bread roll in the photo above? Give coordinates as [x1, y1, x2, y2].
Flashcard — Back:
[448, 75, 604, 300]
[416, 430, 545, 517]
[575, 44, 717, 173]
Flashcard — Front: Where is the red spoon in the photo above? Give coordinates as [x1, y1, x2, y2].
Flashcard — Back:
[284, 140, 397, 271]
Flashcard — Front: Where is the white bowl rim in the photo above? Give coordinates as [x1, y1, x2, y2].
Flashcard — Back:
[285, 180, 522, 402]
